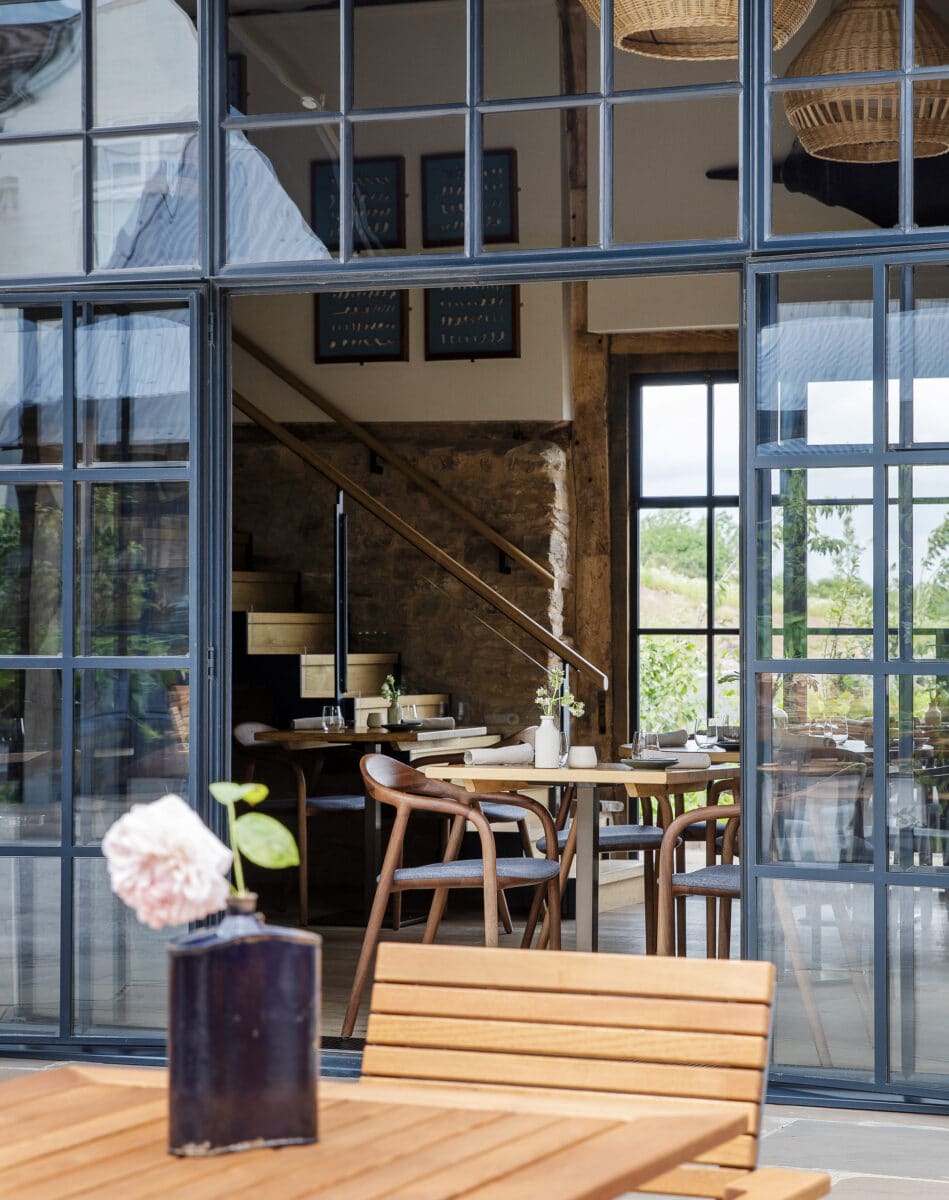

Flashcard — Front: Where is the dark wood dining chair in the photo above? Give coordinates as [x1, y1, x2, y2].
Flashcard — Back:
[341, 753, 562, 1037]
[657, 804, 741, 957]
[233, 721, 365, 928]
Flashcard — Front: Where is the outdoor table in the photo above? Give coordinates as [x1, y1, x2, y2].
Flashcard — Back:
[422, 762, 741, 951]
[253, 727, 497, 922]
[0, 1066, 745, 1200]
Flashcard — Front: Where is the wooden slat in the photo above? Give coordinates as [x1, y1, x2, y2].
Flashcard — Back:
[722, 1167, 832, 1200]
[372, 942, 777, 1004]
[633, 1163, 748, 1198]
[361, 1044, 764, 1103]
[370, 981, 773, 1038]
[0, 1066, 90, 1112]
[366, 1013, 768, 1070]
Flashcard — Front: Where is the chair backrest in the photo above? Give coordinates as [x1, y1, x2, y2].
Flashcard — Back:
[362, 942, 775, 1192]
[360, 752, 478, 808]
[233, 720, 276, 749]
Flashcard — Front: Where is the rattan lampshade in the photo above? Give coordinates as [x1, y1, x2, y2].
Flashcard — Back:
[577, 0, 816, 60]
[784, 0, 949, 162]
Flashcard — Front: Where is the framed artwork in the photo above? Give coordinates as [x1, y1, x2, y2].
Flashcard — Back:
[421, 149, 518, 248]
[314, 290, 409, 364]
[424, 285, 520, 361]
[311, 156, 405, 253]
[227, 54, 247, 114]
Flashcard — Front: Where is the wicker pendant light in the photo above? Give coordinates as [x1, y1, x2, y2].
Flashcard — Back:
[577, 0, 816, 61]
[784, 0, 949, 162]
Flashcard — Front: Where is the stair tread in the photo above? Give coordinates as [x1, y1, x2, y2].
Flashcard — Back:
[233, 570, 298, 582]
[246, 611, 332, 622]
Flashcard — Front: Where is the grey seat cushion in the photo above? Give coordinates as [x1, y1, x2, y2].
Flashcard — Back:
[683, 818, 730, 842]
[480, 801, 528, 823]
[391, 856, 559, 887]
[305, 793, 365, 812]
[671, 863, 741, 895]
[537, 824, 665, 854]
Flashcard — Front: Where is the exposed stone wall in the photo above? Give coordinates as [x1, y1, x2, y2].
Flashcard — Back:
[232, 421, 573, 734]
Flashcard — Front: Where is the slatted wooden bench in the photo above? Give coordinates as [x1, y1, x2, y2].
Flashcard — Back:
[361, 943, 831, 1200]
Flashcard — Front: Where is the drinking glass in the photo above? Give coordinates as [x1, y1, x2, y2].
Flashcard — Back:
[403, 704, 419, 722]
[827, 717, 849, 747]
[321, 704, 343, 732]
[694, 718, 716, 749]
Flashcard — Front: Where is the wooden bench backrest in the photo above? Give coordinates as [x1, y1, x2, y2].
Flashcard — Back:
[363, 943, 776, 1181]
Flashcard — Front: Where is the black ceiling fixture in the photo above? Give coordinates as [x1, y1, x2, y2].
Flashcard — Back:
[707, 140, 949, 228]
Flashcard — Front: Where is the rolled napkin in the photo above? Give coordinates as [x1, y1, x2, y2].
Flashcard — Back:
[658, 729, 688, 748]
[418, 716, 455, 730]
[464, 743, 534, 767]
[292, 716, 327, 731]
[642, 748, 711, 769]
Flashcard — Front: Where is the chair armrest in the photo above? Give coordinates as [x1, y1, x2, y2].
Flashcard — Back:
[658, 804, 740, 877]
[472, 791, 559, 862]
[723, 1167, 832, 1200]
[401, 792, 485, 822]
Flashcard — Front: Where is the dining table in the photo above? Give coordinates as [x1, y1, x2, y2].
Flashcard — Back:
[0, 1065, 747, 1199]
[422, 760, 741, 952]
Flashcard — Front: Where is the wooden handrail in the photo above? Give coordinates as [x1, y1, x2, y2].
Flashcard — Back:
[234, 392, 608, 690]
[233, 330, 555, 588]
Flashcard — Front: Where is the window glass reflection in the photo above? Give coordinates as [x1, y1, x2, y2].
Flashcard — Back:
[94, 0, 197, 128]
[0, 307, 63, 465]
[0, 139, 82, 276]
[887, 673, 949, 871]
[887, 466, 949, 660]
[93, 133, 199, 269]
[0, 1, 81, 134]
[0, 857, 59, 1033]
[76, 481, 189, 657]
[757, 672, 874, 868]
[76, 304, 190, 464]
[889, 885, 949, 1084]
[227, 0, 340, 117]
[888, 265, 949, 446]
[641, 384, 707, 496]
[0, 670, 62, 844]
[74, 670, 189, 846]
[713, 382, 740, 496]
[0, 484, 62, 656]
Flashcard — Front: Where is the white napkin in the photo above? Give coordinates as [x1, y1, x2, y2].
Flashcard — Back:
[292, 716, 326, 731]
[657, 729, 688, 748]
[418, 717, 455, 730]
[642, 748, 711, 769]
[464, 743, 534, 767]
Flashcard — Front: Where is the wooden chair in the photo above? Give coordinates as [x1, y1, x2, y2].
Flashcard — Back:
[360, 942, 832, 1200]
[233, 721, 365, 928]
[341, 753, 562, 1037]
[658, 804, 741, 957]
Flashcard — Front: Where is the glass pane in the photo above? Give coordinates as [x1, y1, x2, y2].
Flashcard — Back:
[888, 264, 949, 445]
[887, 672, 949, 871]
[0, 857, 59, 1033]
[613, 96, 739, 245]
[771, 2, 822, 79]
[0, 670, 62, 844]
[76, 305, 190, 465]
[611, 7, 738, 89]
[227, 1, 340, 117]
[758, 672, 874, 867]
[757, 468, 874, 660]
[354, 0, 464, 108]
[0, 306, 63, 466]
[93, 133, 199, 269]
[227, 124, 339, 265]
[759, 877, 875, 1078]
[714, 508, 739, 629]
[352, 118, 465, 258]
[914, 79, 949, 226]
[639, 509, 707, 629]
[889, 885, 949, 1084]
[0, 1, 81, 133]
[771, 85, 901, 237]
[0, 140, 82, 277]
[74, 670, 190, 846]
[713, 634, 740, 719]
[887, 466, 949, 660]
[757, 271, 874, 453]
[76, 482, 189, 657]
[638, 634, 706, 730]
[641, 383, 707, 496]
[94, 0, 198, 128]
[74, 855, 180, 1035]
[481, 111, 597, 250]
[713, 382, 739, 496]
[0, 484, 62, 656]
[485, 0, 599, 100]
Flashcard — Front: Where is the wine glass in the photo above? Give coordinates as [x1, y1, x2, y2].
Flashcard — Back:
[403, 704, 419, 724]
[694, 718, 716, 750]
[827, 717, 849, 747]
[321, 704, 343, 732]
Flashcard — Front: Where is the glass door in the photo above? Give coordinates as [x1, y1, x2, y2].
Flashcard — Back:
[746, 261, 949, 1098]
[0, 290, 207, 1052]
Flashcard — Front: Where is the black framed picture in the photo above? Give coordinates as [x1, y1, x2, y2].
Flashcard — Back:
[421, 149, 518, 248]
[311, 157, 405, 253]
[314, 291, 409, 364]
[424, 285, 520, 361]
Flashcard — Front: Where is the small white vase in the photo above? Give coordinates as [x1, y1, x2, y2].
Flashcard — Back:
[534, 715, 561, 769]
[387, 702, 403, 724]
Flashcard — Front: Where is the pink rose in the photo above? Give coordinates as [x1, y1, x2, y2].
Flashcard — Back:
[102, 794, 233, 930]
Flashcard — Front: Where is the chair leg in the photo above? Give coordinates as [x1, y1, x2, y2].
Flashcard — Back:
[424, 814, 466, 944]
[483, 878, 499, 948]
[521, 884, 546, 948]
[545, 876, 561, 950]
[517, 819, 535, 858]
[718, 897, 733, 959]
[643, 849, 657, 955]
[499, 891, 514, 935]
[706, 897, 717, 958]
[677, 895, 688, 957]
[658, 884, 677, 956]
[537, 818, 577, 950]
[391, 875, 403, 932]
[342, 808, 408, 1038]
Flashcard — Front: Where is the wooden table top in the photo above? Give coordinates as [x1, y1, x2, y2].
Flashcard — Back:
[423, 761, 741, 790]
[254, 727, 492, 749]
[0, 1066, 746, 1200]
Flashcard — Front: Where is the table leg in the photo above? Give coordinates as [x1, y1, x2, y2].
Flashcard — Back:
[575, 783, 599, 953]
[363, 741, 385, 920]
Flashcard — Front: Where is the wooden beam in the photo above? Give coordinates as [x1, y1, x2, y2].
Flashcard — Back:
[234, 330, 555, 588]
[610, 328, 739, 356]
[233, 391, 609, 690]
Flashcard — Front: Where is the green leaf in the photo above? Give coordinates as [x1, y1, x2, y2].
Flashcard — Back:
[209, 781, 245, 806]
[234, 812, 300, 870]
[238, 783, 269, 807]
